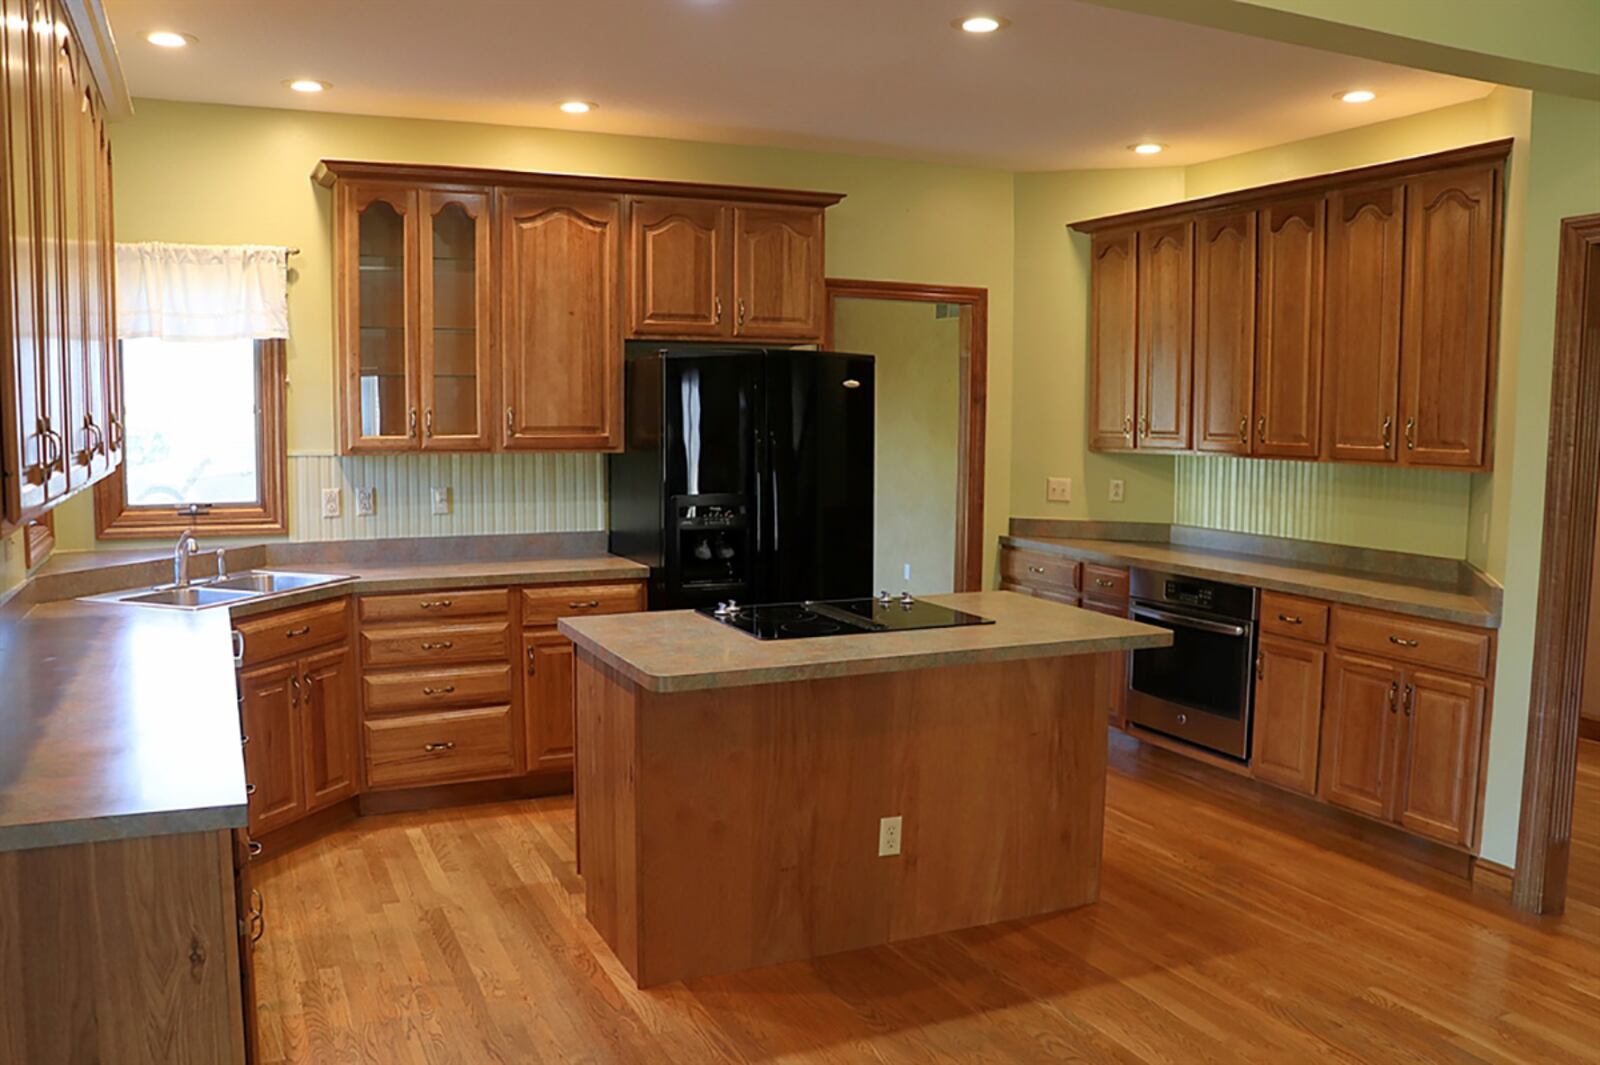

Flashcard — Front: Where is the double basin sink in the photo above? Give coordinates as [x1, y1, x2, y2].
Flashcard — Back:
[86, 570, 355, 610]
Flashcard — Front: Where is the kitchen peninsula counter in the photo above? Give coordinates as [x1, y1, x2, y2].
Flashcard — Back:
[564, 590, 1169, 987]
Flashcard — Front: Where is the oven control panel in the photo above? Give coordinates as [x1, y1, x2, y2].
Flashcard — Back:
[1164, 579, 1215, 610]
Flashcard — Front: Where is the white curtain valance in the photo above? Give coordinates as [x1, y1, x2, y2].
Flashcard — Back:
[116, 242, 289, 342]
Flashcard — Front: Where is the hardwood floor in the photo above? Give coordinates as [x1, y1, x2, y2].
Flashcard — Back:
[253, 732, 1600, 1064]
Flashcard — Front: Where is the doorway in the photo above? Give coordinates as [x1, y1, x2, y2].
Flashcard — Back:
[825, 280, 987, 594]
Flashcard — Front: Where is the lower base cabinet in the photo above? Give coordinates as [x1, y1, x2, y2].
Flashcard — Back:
[525, 629, 577, 771]
[1251, 636, 1326, 796]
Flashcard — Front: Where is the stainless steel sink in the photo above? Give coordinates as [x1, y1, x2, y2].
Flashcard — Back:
[82, 570, 355, 611]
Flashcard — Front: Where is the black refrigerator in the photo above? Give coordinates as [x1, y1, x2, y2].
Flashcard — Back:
[608, 343, 875, 610]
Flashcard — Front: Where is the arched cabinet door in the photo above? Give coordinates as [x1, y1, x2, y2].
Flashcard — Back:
[1194, 211, 1256, 455]
[340, 184, 421, 452]
[1136, 220, 1194, 451]
[419, 190, 492, 450]
[1089, 230, 1138, 452]
[628, 197, 729, 338]
[498, 190, 622, 451]
[732, 205, 824, 341]
[1254, 195, 1325, 460]
[1323, 182, 1405, 464]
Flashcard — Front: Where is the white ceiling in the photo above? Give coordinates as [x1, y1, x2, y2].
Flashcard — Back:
[103, 0, 1493, 170]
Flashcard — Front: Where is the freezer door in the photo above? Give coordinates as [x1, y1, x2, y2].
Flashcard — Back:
[761, 352, 874, 601]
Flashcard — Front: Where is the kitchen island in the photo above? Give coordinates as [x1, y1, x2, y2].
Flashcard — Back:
[559, 590, 1170, 987]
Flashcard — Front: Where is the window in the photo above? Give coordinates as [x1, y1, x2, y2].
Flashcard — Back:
[94, 338, 286, 538]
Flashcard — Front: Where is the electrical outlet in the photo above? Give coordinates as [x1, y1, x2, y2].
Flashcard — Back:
[1046, 476, 1072, 503]
[431, 486, 451, 516]
[320, 488, 342, 519]
[878, 815, 902, 858]
[355, 486, 377, 517]
[1108, 479, 1126, 503]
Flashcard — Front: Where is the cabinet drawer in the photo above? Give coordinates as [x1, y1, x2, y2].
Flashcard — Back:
[999, 548, 1079, 596]
[236, 598, 349, 667]
[364, 706, 517, 790]
[1260, 592, 1330, 644]
[520, 582, 645, 628]
[1331, 607, 1492, 679]
[361, 621, 510, 668]
[1082, 564, 1129, 602]
[364, 663, 513, 714]
[360, 588, 508, 623]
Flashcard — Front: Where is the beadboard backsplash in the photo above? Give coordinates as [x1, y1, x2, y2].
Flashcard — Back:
[287, 452, 606, 541]
[1173, 455, 1473, 560]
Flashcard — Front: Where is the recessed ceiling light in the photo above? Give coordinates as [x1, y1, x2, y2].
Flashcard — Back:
[145, 30, 192, 48]
[1130, 142, 1165, 155]
[956, 15, 1009, 33]
[558, 100, 596, 114]
[286, 79, 330, 94]
[1339, 89, 1377, 104]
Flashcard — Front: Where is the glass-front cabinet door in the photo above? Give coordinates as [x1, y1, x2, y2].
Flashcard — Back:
[419, 190, 490, 449]
[342, 185, 418, 451]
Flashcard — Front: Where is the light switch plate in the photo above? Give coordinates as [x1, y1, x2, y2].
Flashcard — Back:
[320, 488, 341, 519]
[431, 486, 451, 516]
[1108, 479, 1126, 503]
[355, 486, 377, 517]
[878, 816, 903, 858]
[1046, 476, 1072, 503]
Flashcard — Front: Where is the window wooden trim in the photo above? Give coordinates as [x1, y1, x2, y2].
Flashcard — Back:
[93, 339, 288, 539]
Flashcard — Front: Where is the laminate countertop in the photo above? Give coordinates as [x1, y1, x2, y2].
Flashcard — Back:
[560, 589, 1171, 693]
[1001, 535, 1498, 628]
[0, 554, 649, 854]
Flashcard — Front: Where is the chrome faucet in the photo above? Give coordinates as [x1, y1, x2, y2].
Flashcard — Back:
[173, 529, 200, 587]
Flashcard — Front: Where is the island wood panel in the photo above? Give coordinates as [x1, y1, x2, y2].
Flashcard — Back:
[1323, 182, 1405, 462]
[1193, 210, 1256, 454]
[1135, 221, 1193, 450]
[0, 830, 246, 1065]
[577, 650, 1110, 987]
[1254, 196, 1324, 459]
[1088, 229, 1138, 451]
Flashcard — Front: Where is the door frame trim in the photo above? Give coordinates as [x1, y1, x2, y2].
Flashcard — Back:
[823, 279, 988, 593]
[1513, 211, 1600, 914]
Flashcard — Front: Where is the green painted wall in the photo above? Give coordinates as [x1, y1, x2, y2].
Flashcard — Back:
[833, 298, 961, 594]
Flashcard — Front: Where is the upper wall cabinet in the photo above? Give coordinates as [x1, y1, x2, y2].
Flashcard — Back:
[1, 0, 121, 531]
[1072, 141, 1507, 474]
[317, 162, 843, 454]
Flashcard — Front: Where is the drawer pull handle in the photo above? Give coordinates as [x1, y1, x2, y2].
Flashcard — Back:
[420, 641, 454, 651]
[1277, 613, 1303, 625]
[248, 889, 265, 944]
[1388, 635, 1419, 648]
[1402, 684, 1415, 716]
[284, 626, 311, 638]
[1094, 577, 1115, 589]
[1027, 565, 1046, 574]
[422, 685, 456, 696]
[423, 741, 456, 753]
[245, 783, 256, 796]
[420, 600, 454, 610]
[1388, 682, 1399, 713]
[568, 600, 600, 609]
[246, 840, 263, 858]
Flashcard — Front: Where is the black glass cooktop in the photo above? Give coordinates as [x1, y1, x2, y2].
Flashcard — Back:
[697, 595, 995, 640]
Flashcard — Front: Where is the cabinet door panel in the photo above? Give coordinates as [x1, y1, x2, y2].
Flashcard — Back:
[419, 190, 491, 450]
[1252, 638, 1325, 796]
[732, 205, 823, 340]
[1318, 652, 1402, 821]
[1193, 211, 1255, 454]
[1323, 183, 1403, 463]
[500, 189, 622, 450]
[1254, 197, 1324, 458]
[239, 661, 306, 835]
[1136, 221, 1193, 451]
[524, 629, 576, 773]
[302, 644, 359, 811]
[1400, 166, 1497, 469]
[57, 37, 91, 482]
[341, 184, 420, 452]
[629, 197, 728, 338]
[30, 0, 67, 501]
[1397, 669, 1486, 848]
[1089, 230, 1138, 451]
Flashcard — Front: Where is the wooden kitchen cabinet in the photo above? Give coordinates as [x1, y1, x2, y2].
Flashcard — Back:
[731, 205, 824, 340]
[1252, 637, 1326, 795]
[1193, 211, 1256, 454]
[1136, 221, 1193, 451]
[628, 197, 728, 338]
[499, 189, 623, 451]
[420, 189, 493, 449]
[239, 660, 307, 836]
[1400, 164, 1499, 469]
[1395, 668, 1487, 847]
[1089, 229, 1138, 451]
[301, 644, 360, 811]
[1319, 651, 1402, 822]
[1254, 196, 1324, 459]
[1323, 182, 1404, 463]
[524, 629, 577, 772]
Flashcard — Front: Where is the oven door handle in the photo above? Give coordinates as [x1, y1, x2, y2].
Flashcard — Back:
[1131, 605, 1248, 638]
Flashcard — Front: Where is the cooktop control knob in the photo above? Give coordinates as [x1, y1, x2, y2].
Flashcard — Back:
[878, 590, 892, 604]
[900, 591, 915, 607]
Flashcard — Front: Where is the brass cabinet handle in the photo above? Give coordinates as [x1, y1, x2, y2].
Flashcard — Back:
[1277, 613, 1303, 625]
[528, 646, 538, 675]
[1255, 653, 1264, 681]
[248, 889, 265, 944]
[506, 407, 515, 438]
[302, 673, 313, 704]
[568, 599, 600, 609]
[421, 685, 456, 696]
[1405, 416, 1416, 451]
[1027, 565, 1046, 574]
[714, 295, 723, 324]
[1122, 415, 1133, 439]
[1381, 415, 1393, 450]
[241, 734, 251, 747]
[289, 674, 300, 705]
[420, 599, 454, 610]
[108, 412, 123, 451]
[424, 409, 434, 438]
[1388, 635, 1419, 648]
[247, 839, 263, 858]
[285, 625, 311, 638]
[737, 298, 747, 326]
[1402, 684, 1415, 716]
[1257, 415, 1267, 443]
[423, 741, 456, 753]
[1238, 416, 1248, 445]
[245, 782, 256, 796]
[1388, 682, 1399, 713]
[1138, 415, 1148, 439]
[420, 640, 454, 650]
[1094, 577, 1116, 589]
[408, 407, 418, 438]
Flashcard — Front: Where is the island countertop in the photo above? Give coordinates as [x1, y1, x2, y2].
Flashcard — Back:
[559, 589, 1172, 693]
